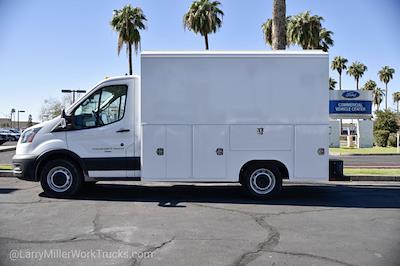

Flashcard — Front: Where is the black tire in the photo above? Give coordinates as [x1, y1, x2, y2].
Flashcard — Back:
[242, 163, 282, 199]
[40, 159, 83, 198]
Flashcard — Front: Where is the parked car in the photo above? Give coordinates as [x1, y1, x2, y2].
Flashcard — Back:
[0, 129, 12, 145]
[0, 132, 7, 145]
[6, 128, 21, 141]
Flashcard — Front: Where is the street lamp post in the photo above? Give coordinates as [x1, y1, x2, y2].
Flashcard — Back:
[61, 89, 86, 103]
[17, 110, 25, 130]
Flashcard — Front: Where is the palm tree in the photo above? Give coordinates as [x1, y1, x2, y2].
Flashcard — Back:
[10, 108, 15, 128]
[362, 80, 377, 91]
[347, 62, 367, 90]
[27, 114, 33, 127]
[378, 66, 395, 110]
[262, 11, 333, 52]
[111, 5, 147, 75]
[317, 28, 334, 52]
[183, 0, 224, 50]
[272, 0, 286, 50]
[393, 92, 400, 113]
[286, 11, 334, 52]
[262, 17, 290, 47]
[373, 87, 385, 111]
[331, 56, 348, 90]
[329, 77, 337, 90]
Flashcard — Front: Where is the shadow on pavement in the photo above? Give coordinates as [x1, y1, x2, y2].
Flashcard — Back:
[0, 188, 19, 194]
[39, 182, 400, 209]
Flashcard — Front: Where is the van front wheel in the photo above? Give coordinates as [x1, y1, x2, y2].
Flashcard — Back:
[40, 159, 83, 198]
[242, 164, 282, 199]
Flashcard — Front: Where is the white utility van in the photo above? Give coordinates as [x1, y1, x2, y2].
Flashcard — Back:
[13, 51, 329, 198]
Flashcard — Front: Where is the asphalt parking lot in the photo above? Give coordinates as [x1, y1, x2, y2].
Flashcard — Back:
[0, 178, 399, 266]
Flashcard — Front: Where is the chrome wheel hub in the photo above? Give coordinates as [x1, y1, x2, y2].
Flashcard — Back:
[47, 166, 73, 192]
[249, 168, 276, 194]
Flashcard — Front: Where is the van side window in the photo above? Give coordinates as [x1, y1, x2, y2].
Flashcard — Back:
[73, 85, 127, 129]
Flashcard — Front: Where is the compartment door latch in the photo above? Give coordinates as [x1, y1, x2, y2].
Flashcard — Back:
[156, 148, 164, 156]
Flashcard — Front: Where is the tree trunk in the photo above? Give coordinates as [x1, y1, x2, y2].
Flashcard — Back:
[356, 78, 359, 90]
[128, 43, 133, 75]
[272, 0, 286, 50]
[339, 71, 342, 137]
[204, 34, 209, 50]
[397, 101, 399, 113]
[385, 83, 388, 110]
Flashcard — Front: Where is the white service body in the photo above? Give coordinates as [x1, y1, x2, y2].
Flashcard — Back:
[13, 51, 329, 188]
[141, 51, 329, 181]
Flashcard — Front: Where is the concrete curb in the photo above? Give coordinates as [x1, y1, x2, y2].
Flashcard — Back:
[345, 166, 400, 169]
[349, 175, 400, 181]
[0, 171, 14, 177]
[0, 146, 16, 153]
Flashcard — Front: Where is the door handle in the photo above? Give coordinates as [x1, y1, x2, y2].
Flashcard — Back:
[116, 129, 130, 133]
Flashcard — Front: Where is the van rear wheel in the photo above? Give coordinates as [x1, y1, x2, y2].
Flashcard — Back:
[242, 164, 282, 199]
[40, 159, 83, 198]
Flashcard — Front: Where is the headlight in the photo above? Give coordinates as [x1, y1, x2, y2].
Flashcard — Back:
[20, 127, 42, 143]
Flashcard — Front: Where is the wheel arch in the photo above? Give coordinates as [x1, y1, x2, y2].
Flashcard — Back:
[239, 160, 289, 184]
[34, 149, 87, 181]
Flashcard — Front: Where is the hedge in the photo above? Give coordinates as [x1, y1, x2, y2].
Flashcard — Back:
[387, 133, 398, 147]
[374, 130, 390, 147]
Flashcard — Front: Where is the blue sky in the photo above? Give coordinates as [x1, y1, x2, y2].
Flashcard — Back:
[1, 0, 399, 121]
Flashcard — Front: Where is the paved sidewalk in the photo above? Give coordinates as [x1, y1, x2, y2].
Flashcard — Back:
[0, 142, 17, 153]
[0, 146, 16, 153]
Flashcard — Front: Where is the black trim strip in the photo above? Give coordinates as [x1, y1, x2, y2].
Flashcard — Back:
[83, 157, 141, 171]
[91, 177, 141, 181]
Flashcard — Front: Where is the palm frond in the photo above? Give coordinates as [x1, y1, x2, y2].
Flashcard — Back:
[110, 5, 147, 56]
[285, 11, 333, 51]
[183, 0, 223, 37]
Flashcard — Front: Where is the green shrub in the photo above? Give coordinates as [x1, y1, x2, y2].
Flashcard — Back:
[387, 133, 398, 147]
[374, 110, 399, 133]
[374, 130, 390, 147]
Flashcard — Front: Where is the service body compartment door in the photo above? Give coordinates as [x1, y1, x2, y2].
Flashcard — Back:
[294, 125, 328, 179]
[142, 125, 192, 180]
[141, 125, 166, 179]
[230, 125, 293, 151]
[166, 125, 192, 179]
[193, 125, 228, 179]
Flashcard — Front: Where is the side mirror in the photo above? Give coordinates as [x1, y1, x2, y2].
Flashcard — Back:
[60, 118, 67, 128]
[60, 109, 73, 129]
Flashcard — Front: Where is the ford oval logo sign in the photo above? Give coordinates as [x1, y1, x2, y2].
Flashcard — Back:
[342, 91, 360, 98]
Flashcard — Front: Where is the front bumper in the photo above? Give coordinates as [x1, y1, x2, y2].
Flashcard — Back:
[12, 154, 37, 181]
